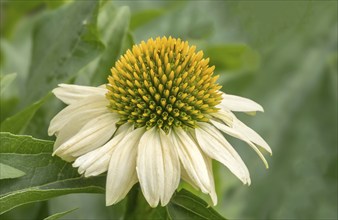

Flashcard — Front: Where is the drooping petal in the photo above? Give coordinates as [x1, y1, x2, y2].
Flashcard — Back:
[106, 127, 145, 206]
[72, 123, 133, 177]
[203, 156, 217, 206]
[210, 119, 269, 168]
[232, 118, 272, 154]
[180, 164, 199, 190]
[53, 113, 118, 159]
[212, 109, 271, 154]
[210, 111, 233, 126]
[53, 120, 87, 154]
[195, 122, 251, 185]
[48, 95, 109, 136]
[171, 127, 211, 194]
[52, 108, 110, 152]
[219, 92, 264, 113]
[179, 143, 218, 206]
[159, 129, 180, 206]
[137, 127, 164, 207]
[53, 84, 107, 105]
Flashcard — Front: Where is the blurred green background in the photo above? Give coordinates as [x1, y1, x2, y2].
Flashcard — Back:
[1, 0, 337, 219]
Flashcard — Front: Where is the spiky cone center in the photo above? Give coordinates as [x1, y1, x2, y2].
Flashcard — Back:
[106, 36, 222, 133]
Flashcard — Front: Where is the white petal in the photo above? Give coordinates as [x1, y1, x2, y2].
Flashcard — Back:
[171, 128, 211, 194]
[210, 119, 269, 169]
[180, 164, 199, 190]
[50, 94, 103, 161]
[137, 128, 180, 207]
[106, 172, 138, 206]
[219, 92, 264, 112]
[53, 119, 86, 153]
[210, 111, 233, 126]
[53, 113, 117, 159]
[212, 110, 271, 154]
[73, 123, 133, 177]
[106, 127, 145, 206]
[233, 119, 272, 154]
[203, 156, 217, 206]
[179, 143, 217, 206]
[195, 122, 251, 185]
[159, 129, 180, 206]
[53, 84, 107, 105]
[137, 127, 163, 207]
[48, 95, 109, 136]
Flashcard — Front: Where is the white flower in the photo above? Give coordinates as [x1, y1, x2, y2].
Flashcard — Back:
[49, 37, 271, 207]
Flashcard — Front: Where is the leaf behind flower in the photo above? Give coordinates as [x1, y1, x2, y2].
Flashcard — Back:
[0, 132, 106, 214]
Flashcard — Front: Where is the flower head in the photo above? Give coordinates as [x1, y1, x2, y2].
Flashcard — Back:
[106, 37, 222, 133]
[49, 36, 271, 207]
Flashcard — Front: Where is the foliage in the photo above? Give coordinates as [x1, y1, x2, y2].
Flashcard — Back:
[0, 0, 336, 219]
[0, 132, 106, 215]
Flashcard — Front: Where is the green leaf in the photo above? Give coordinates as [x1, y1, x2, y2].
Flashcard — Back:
[0, 94, 50, 134]
[0, 73, 17, 95]
[124, 185, 168, 220]
[91, 5, 131, 85]
[48, 194, 126, 220]
[0, 201, 49, 220]
[123, 185, 225, 220]
[130, 9, 165, 30]
[0, 163, 26, 179]
[0, 132, 105, 214]
[43, 208, 78, 220]
[168, 189, 226, 220]
[24, 1, 104, 104]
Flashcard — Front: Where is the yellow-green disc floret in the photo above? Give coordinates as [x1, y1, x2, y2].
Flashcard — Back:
[106, 36, 222, 133]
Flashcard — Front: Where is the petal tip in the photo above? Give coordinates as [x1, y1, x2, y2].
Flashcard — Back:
[160, 199, 170, 207]
[47, 129, 54, 136]
[105, 200, 113, 207]
[265, 163, 270, 169]
[257, 105, 264, 112]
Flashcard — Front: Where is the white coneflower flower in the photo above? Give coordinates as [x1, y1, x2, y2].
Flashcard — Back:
[48, 36, 271, 207]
